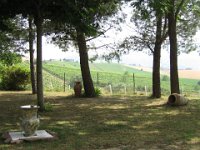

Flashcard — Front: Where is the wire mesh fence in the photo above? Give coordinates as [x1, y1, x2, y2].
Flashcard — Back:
[43, 65, 200, 97]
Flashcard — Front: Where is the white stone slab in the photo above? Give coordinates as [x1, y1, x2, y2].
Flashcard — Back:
[9, 130, 54, 142]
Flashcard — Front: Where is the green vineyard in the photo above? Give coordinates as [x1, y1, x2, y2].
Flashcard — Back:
[42, 61, 200, 95]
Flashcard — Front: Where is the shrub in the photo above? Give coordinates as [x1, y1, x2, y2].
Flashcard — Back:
[82, 87, 102, 97]
[162, 75, 169, 81]
[94, 87, 102, 97]
[0, 66, 30, 90]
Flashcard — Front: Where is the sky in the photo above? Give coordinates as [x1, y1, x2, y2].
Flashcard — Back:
[40, 27, 200, 70]
[36, 4, 200, 70]
[41, 42, 200, 70]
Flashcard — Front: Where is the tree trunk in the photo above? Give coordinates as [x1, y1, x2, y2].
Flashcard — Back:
[168, 0, 180, 94]
[35, 14, 45, 111]
[76, 29, 95, 97]
[28, 17, 37, 94]
[152, 16, 162, 98]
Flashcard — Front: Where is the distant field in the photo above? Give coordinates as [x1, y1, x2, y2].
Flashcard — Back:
[130, 66, 200, 80]
[43, 61, 200, 95]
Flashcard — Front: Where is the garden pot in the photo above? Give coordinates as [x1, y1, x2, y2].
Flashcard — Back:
[167, 93, 188, 106]
[74, 81, 82, 97]
[20, 105, 40, 136]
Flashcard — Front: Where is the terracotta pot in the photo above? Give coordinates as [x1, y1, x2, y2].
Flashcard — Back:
[20, 105, 40, 136]
[74, 81, 82, 97]
[167, 93, 188, 106]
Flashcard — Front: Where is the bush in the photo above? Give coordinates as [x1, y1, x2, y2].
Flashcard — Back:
[94, 87, 102, 97]
[0, 63, 5, 77]
[0, 66, 30, 90]
[162, 75, 169, 81]
[82, 87, 102, 97]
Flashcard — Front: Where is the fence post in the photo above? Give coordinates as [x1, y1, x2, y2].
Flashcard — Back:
[124, 85, 127, 95]
[109, 84, 113, 95]
[50, 80, 53, 90]
[64, 73, 66, 92]
[145, 85, 147, 96]
[97, 72, 99, 86]
[133, 73, 136, 94]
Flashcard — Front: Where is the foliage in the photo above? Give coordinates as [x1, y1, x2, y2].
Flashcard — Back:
[94, 87, 102, 97]
[162, 75, 169, 81]
[0, 16, 29, 54]
[0, 51, 22, 66]
[83, 87, 102, 97]
[0, 66, 30, 90]
[120, 0, 200, 54]
[0, 63, 5, 77]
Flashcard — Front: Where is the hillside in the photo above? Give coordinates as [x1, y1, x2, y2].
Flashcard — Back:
[42, 61, 200, 95]
[44, 60, 152, 76]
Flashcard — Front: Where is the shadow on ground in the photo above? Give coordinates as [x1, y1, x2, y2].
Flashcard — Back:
[0, 91, 200, 150]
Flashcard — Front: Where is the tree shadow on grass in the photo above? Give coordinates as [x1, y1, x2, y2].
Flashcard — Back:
[0, 92, 200, 149]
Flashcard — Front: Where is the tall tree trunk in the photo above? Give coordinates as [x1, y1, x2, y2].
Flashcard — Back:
[28, 17, 37, 94]
[152, 15, 162, 98]
[168, 0, 180, 94]
[76, 29, 95, 97]
[35, 14, 45, 111]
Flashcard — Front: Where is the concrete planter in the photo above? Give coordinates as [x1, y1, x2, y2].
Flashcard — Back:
[20, 105, 40, 137]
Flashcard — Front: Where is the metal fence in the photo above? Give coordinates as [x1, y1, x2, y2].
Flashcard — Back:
[43, 67, 200, 97]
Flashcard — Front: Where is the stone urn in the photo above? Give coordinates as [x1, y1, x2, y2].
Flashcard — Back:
[74, 81, 82, 97]
[20, 105, 40, 137]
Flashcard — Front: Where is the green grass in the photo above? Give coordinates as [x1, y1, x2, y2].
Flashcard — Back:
[2, 61, 199, 95]
[1, 92, 200, 149]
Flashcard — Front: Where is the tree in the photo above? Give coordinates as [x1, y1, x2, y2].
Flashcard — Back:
[0, 51, 22, 66]
[33, 1, 45, 110]
[0, 5, 37, 94]
[0, 0, 55, 111]
[166, 0, 199, 94]
[76, 29, 96, 97]
[48, 0, 121, 97]
[28, 16, 37, 94]
[119, 1, 168, 98]
[167, 0, 181, 94]
[120, 0, 200, 96]
[0, 16, 28, 67]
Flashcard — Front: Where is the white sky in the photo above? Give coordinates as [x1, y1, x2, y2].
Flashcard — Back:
[41, 28, 200, 70]
[41, 42, 200, 70]
[39, 4, 200, 70]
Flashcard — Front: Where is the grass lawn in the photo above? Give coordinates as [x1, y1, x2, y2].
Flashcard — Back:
[0, 92, 200, 150]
